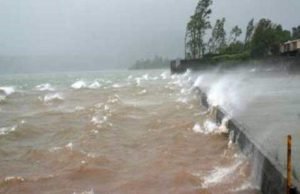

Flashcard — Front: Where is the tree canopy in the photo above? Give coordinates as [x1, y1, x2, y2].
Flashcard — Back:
[184, 0, 298, 61]
[185, 0, 212, 59]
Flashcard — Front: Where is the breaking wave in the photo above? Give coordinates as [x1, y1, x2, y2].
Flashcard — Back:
[71, 80, 87, 89]
[88, 81, 101, 89]
[71, 80, 102, 89]
[0, 86, 15, 96]
[35, 83, 55, 91]
[42, 93, 64, 103]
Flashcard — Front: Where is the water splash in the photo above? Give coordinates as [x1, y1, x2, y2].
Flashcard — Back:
[0, 86, 15, 96]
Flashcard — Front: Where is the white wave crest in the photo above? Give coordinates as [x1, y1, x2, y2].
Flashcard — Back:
[0, 125, 17, 135]
[135, 78, 141, 86]
[192, 123, 203, 133]
[35, 83, 55, 91]
[65, 142, 73, 150]
[43, 93, 64, 103]
[112, 84, 121, 88]
[142, 74, 149, 80]
[0, 86, 15, 96]
[138, 89, 147, 95]
[71, 80, 87, 89]
[88, 81, 101, 89]
[203, 120, 218, 134]
[91, 116, 108, 125]
[4, 176, 25, 183]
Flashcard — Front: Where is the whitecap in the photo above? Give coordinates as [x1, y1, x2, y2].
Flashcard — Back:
[0, 86, 15, 96]
[71, 80, 87, 89]
[112, 84, 121, 88]
[65, 142, 73, 150]
[19, 120, 26, 125]
[0, 125, 17, 135]
[135, 78, 141, 86]
[91, 116, 108, 125]
[203, 120, 218, 134]
[107, 95, 121, 104]
[88, 81, 101, 89]
[43, 93, 64, 103]
[4, 176, 25, 183]
[138, 89, 147, 95]
[192, 123, 203, 133]
[35, 83, 55, 91]
[160, 71, 168, 80]
[142, 74, 149, 80]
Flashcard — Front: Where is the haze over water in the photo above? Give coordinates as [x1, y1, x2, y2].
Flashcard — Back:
[0, 70, 259, 194]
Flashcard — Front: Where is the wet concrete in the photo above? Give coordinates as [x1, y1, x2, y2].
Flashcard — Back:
[192, 70, 300, 193]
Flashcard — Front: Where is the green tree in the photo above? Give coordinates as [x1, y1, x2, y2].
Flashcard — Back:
[251, 19, 291, 57]
[244, 19, 255, 44]
[209, 18, 227, 54]
[292, 26, 300, 39]
[229, 25, 242, 43]
[185, 0, 212, 59]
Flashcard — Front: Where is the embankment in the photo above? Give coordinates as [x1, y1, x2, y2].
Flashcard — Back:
[197, 88, 300, 194]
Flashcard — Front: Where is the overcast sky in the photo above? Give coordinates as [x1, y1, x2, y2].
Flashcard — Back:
[0, 0, 299, 67]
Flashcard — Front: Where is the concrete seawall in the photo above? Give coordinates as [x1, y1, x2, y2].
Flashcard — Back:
[197, 88, 299, 194]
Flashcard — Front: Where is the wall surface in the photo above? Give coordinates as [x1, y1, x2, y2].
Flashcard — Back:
[197, 88, 299, 194]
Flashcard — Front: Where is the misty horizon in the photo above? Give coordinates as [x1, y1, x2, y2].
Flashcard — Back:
[1, 0, 300, 73]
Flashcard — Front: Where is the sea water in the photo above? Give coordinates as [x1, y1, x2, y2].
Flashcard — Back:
[0, 70, 259, 194]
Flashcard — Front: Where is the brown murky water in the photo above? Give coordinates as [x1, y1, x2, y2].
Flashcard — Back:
[0, 70, 260, 194]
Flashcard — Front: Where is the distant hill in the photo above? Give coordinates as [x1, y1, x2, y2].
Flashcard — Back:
[130, 56, 170, 70]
